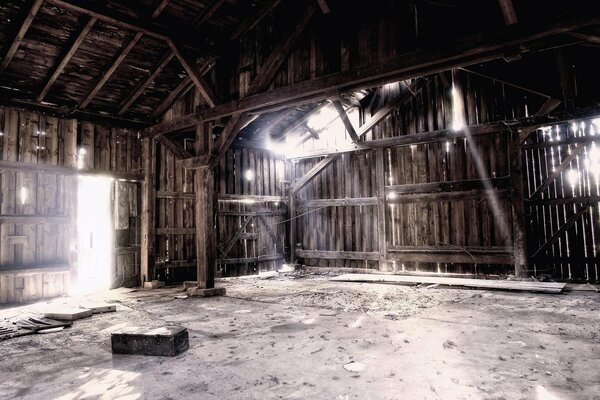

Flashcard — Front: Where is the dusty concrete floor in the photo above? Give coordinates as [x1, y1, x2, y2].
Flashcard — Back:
[1, 273, 599, 400]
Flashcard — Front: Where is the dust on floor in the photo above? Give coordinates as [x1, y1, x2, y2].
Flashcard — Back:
[0, 273, 599, 400]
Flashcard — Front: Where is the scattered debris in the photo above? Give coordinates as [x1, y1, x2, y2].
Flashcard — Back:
[258, 271, 279, 279]
[443, 340, 456, 349]
[80, 303, 117, 314]
[343, 361, 366, 372]
[144, 280, 166, 289]
[17, 317, 72, 332]
[174, 295, 188, 299]
[0, 325, 32, 341]
[38, 326, 64, 334]
[43, 308, 93, 321]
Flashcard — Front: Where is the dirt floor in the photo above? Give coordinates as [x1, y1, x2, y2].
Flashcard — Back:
[1, 273, 599, 400]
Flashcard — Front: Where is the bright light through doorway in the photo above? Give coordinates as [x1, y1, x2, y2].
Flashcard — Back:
[76, 176, 114, 294]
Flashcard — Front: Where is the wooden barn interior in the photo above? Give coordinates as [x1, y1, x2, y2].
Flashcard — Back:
[1, 0, 600, 399]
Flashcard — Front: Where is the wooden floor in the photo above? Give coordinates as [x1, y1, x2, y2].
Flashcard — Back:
[330, 273, 568, 293]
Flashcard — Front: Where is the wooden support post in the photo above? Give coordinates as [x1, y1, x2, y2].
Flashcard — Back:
[555, 48, 576, 112]
[141, 137, 156, 283]
[289, 164, 297, 265]
[509, 133, 528, 277]
[375, 148, 387, 271]
[195, 166, 216, 289]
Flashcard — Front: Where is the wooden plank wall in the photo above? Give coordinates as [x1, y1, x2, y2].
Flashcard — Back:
[293, 72, 543, 275]
[0, 107, 142, 303]
[217, 147, 287, 276]
[524, 118, 600, 282]
[153, 139, 197, 283]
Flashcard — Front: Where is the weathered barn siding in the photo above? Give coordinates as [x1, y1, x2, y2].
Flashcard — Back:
[0, 107, 142, 303]
[524, 117, 600, 282]
[292, 71, 543, 275]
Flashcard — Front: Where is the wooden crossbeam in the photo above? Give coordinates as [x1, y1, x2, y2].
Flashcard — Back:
[37, 16, 97, 103]
[290, 82, 420, 192]
[168, 40, 217, 108]
[567, 31, 600, 45]
[0, 0, 44, 74]
[229, 0, 282, 41]
[206, 4, 316, 168]
[191, 0, 227, 27]
[119, 51, 176, 115]
[331, 98, 359, 142]
[530, 144, 586, 199]
[80, 32, 143, 109]
[152, 78, 194, 120]
[291, 155, 338, 195]
[498, 0, 518, 25]
[315, 0, 331, 14]
[258, 215, 278, 247]
[151, 0, 170, 18]
[387, 176, 512, 195]
[157, 135, 191, 159]
[46, 0, 216, 55]
[532, 203, 591, 259]
[222, 217, 253, 256]
[519, 97, 562, 143]
[190, 10, 600, 122]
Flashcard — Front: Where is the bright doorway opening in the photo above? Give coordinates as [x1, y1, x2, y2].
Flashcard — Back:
[76, 176, 114, 294]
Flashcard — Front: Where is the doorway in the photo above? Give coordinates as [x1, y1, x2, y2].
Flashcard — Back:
[76, 176, 114, 294]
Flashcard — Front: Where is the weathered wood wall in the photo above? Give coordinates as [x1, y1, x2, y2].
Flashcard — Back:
[524, 117, 600, 282]
[0, 107, 142, 303]
[292, 71, 544, 275]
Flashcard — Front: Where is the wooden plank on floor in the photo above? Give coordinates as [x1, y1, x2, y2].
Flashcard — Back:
[330, 273, 567, 293]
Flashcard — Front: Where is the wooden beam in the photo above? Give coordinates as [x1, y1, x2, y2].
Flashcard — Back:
[196, 167, 216, 288]
[555, 48, 576, 112]
[192, 10, 600, 121]
[519, 97, 562, 143]
[119, 51, 176, 115]
[0, 0, 44, 74]
[498, 0, 518, 25]
[566, 31, 600, 45]
[315, 0, 331, 14]
[218, 194, 286, 203]
[509, 134, 528, 278]
[151, 0, 170, 18]
[375, 148, 387, 270]
[80, 32, 143, 109]
[46, 0, 217, 56]
[37, 16, 97, 103]
[530, 144, 586, 198]
[168, 40, 217, 108]
[218, 254, 285, 265]
[229, 0, 282, 41]
[141, 138, 156, 283]
[177, 154, 211, 169]
[290, 85, 419, 193]
[387, 176, 512, 195]
[222, 217, 253, 256]
[151, 78, 194, 119]
[191, 0, 227, 27]
[296, 249, 380, 261]
[291, 155, 338, 195]
[531, 203, 591, 259]
[331, 98, 359, 142]
[156, 228, 196, 235]
[299, 197, 377, 208]
[388, 245, 514, 265]
[0, 215, 70, 224]
[208, 5, 316, 168]
[388, 188, 511, 204]
[248, 4, 316, 95]
[0, 160, 143, 181]
[157, 135, 191, 159]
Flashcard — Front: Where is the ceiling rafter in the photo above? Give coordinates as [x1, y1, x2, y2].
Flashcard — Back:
[0, 0, 44, 75]
[118, 51, 176, 116]
[78, 1, 170, 110]
[36, 15, 98, 103]
[151, 0, 282, 120]
[498, 0, 518, 25]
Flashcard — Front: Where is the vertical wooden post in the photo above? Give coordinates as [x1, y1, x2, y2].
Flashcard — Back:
[510, 132, 528, 277]
[141, 137, 156, 284]
[195, 166, 216, 289]
[63, 119, 78, 292]
[289, 161, 297, 265]
[375, 148, 388, 271]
